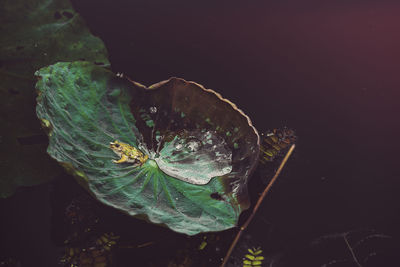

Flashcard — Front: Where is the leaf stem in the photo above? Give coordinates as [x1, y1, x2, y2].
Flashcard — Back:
[220, 144, 295, 267]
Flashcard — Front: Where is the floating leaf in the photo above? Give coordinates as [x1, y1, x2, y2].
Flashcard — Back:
[0, 0, 109, 198]
[36, 61, 260, 235]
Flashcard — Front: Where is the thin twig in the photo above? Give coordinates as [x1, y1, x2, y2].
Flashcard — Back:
[343, 234, 362, 267]
[137, 241, 155, 248]
[220, 144, 295, 267]
[118, 241, 155, 249]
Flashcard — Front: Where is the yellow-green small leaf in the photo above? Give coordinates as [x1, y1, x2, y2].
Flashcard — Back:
[245, 254, 255, 260]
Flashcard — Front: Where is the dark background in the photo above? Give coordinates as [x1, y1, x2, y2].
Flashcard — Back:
[71, 0, 400, 238]
[2, 0, 400, 266]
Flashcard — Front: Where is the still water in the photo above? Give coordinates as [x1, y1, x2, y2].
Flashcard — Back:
[1, 0, 399, 266]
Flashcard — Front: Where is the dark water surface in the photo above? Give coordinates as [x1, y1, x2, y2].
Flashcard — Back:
[1, 0, 399, 266]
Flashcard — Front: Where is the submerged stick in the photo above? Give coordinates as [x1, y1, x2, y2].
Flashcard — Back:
[343, 235, 362, 267]
[220, 144, 296, 267]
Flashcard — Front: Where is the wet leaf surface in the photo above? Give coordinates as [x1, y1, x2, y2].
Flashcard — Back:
[36, 61, 259, 235]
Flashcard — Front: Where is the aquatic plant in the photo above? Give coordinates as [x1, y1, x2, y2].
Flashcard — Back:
[0, 0, 108, 198]
[243, 247, 264, 267]
[259, 128, 296, 163]
[60, 232, 119, 267]
[36, 61, 260, 235]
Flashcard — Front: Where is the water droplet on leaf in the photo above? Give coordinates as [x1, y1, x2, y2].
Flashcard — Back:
[186, 139, 201, 152]
[175, 143, 183, 150]
[149, 106, 157, 114]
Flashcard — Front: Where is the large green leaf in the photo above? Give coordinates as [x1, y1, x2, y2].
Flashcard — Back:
[0, 0, 109, 197]
[36, 62, 260, 235]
